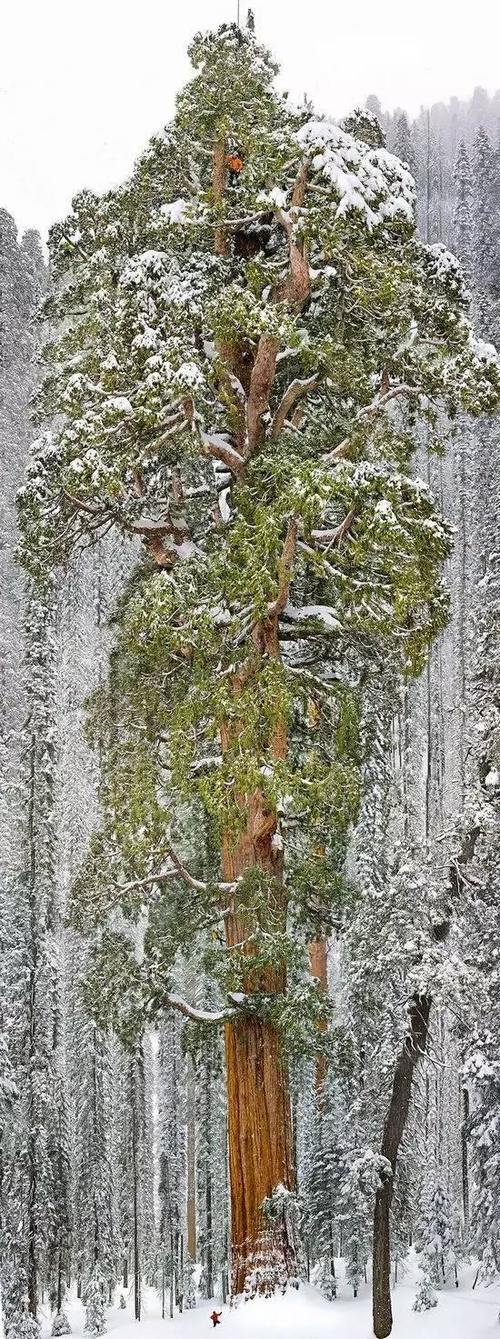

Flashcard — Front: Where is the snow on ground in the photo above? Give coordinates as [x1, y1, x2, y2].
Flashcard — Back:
[39, 1269, 500, 1339]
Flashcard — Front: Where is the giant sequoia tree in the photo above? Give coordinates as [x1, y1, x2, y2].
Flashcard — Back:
[18, 21, 500, 1295]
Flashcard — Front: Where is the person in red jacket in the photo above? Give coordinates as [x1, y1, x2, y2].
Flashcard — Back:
[210, 1311, 222, 1328]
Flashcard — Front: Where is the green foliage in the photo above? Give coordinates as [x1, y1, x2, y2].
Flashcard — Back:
[17, 20, 500, 1051]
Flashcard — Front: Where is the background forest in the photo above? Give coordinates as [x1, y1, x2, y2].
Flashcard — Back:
[0, 31, 499, 1339]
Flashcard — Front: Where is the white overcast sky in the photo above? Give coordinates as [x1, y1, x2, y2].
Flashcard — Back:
[2, 0, 500, 240]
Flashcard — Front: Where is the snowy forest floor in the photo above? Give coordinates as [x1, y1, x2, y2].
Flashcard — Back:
[36, 1270, 500, 1339]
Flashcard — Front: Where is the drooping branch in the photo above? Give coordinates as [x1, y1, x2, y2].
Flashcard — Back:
[115, 843, 237, 899]
[62, 488, 102, 518]
[165, 993, 237, 1024]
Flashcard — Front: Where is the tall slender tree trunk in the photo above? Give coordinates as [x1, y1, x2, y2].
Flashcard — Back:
[372, 995, 431, 1339]
[461, 1077, 470, 1233]
[27, 731, 38, 1320]
[186, 1059, 197, 1262]
[203, 1053, 214, 1300]
[131, 1102, 141, 1321]
[309, 938, 328, 1096]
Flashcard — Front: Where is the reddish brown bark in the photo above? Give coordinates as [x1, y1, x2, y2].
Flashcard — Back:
[222, 799, 295, 1294]
[213, 143, 230, 257]
[246, 335, 279, 457]
[221, 615, 297, 1295]
[309, 937, 328, 1097]
[225, 1012, 295, 1294]
[274, 164, 311, 308]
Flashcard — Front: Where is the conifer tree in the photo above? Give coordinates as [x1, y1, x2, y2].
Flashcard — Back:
[416, 1178, 459, 1289]
[157, 1013, 185, 1316]
[18, 21, 500, 1295]
[73, 1007, 117, 1325]
[0, 209, 46, 1339]
[471, 128, 500, 338]
[453, 143, 474, 283]
[7, 590, 72, 1323]
[392, 113, 417, 179]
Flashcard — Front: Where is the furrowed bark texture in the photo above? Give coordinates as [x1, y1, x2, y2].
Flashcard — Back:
[221, 620, 296, 1296]
[309, 937, 328, 1097]
[372, 994, 431, 1339]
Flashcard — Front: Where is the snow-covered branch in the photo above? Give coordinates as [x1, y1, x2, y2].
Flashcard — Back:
[198, 427, 245, 477]
[311, 509, 356, 547]
[270, 374, 321, 439]
[326, 385, 422, 462]
[115, 843, 237, 899]
[165, 993, 237, 1024]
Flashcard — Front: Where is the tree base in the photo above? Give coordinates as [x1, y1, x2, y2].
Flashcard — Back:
[232, 1225, 301, 1300]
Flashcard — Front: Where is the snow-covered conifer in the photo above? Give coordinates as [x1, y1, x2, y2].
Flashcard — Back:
[18, 19, 500, 1301]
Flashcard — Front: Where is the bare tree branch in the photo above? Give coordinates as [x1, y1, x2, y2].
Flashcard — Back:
[197, 425, 246, 477]
[270, 374, 321, 440]
[165, 993, 237, 1024]
[164, 842, 237, 896]
[326, 385, 422, 463]
[267, 517, 299, 617]
[311, 509, 356, 548]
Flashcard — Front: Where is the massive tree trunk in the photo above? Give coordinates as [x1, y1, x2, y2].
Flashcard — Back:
[222, 789, 296, 1294]
[372, 994, 431, 1339]
[225, 1014, 295, 1294]
[221, 614, 297, 1296]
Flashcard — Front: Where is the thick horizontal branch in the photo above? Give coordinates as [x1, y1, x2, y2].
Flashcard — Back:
[115, 842, 237, 900]
[198, 428, 245, 477]
[165, 993, 237, 1024]
[311, 509, 356, 548]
